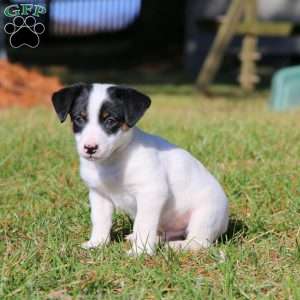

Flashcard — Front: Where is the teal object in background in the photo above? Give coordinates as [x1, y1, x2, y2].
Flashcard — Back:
[271, 66, 300, 111]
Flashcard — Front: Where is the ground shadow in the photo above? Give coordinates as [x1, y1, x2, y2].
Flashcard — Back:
[110, 215, 248, 245]
[218, 218, 248, 245]
[110, 213, 133, 243]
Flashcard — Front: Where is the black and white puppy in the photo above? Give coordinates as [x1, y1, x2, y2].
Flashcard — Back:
[52, 83, 229, 255]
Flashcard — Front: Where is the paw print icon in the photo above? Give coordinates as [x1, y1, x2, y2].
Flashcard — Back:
[4, 16, 45, 48]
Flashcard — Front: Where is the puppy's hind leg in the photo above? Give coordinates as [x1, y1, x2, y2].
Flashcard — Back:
[168, 205, 229, 251]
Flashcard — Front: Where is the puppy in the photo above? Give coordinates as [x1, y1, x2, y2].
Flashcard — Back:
[52, 83, 229, 255]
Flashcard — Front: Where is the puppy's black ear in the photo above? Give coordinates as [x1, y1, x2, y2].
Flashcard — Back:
[108, 86, 151, 127]
[52, 83, 87, 123]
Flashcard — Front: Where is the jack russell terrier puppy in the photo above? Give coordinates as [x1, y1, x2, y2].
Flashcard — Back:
[52, 83, 229, 255]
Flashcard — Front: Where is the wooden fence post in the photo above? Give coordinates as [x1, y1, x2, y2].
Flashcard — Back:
[196, 0, 244, 91]
[239, 0, 259, 91]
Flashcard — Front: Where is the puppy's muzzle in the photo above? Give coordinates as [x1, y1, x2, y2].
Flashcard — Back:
[84, 144, 98, 155]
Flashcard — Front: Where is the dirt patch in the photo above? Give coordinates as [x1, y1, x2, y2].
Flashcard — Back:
[0, 59, 62, 109]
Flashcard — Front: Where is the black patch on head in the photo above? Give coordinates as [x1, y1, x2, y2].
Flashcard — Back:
[52, 83, 92, 133]
[106, 86, 151, 130]
[99, 101, 125, 135]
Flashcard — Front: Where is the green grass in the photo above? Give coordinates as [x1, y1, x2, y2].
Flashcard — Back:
[0, 85, 300, 299]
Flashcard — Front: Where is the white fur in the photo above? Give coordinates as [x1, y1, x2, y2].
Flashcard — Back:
[78, 84, 229, 255]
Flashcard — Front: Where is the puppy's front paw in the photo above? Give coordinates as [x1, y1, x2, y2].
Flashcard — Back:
[127, 246, 155, 257]
[127, 247, 143, 257]
[125, 233, 134, 242]
[125, 233, 161, 243]
[81, 239, 107, 249]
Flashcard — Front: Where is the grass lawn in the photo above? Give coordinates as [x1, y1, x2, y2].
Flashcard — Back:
[0, 85, 299, 299]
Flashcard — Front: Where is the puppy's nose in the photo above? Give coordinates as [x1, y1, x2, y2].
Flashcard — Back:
[84, 144, 98, 155]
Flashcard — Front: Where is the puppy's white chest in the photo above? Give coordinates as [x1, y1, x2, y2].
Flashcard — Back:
[81, 160, 120, 190]
[80, 160, 137, 217]
[110, 193, 136, 217]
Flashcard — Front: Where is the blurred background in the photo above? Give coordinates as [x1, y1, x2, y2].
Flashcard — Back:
[1, 0, 300, 109]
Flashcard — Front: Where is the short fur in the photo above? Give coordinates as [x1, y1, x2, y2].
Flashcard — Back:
[52, 83, 229, 255]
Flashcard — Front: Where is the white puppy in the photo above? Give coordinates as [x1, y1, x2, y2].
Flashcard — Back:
[52, 83, 229, 255]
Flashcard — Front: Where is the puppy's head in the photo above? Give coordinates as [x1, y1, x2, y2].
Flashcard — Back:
[52, 83, 151, 161]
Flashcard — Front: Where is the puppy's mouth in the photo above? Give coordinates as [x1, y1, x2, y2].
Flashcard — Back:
[87, 155, 97, 161]
[82, 153, 102, 161]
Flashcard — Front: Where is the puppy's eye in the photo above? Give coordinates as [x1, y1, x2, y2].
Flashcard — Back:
[105, 117, 117, 127]
[80, 112, 87, 120]
[74, 114, 87, 123]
